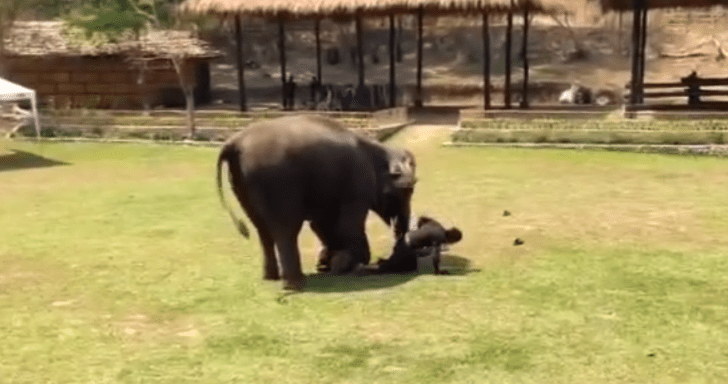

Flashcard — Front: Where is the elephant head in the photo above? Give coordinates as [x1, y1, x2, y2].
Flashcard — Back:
[374, 147, 417, 239]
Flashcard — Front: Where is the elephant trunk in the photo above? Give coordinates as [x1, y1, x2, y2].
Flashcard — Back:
[393, 188, 413, 239]
[394, 207, 410, 239]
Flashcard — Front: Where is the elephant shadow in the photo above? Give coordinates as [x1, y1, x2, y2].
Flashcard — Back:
[302, 254, 479, 293]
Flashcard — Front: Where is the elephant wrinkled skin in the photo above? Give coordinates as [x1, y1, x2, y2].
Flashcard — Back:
[216, 115, 417, 290]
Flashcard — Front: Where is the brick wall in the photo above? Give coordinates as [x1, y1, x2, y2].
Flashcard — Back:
[4, 55, 205, 109]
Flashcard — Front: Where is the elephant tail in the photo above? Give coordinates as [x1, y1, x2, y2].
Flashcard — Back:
[217, 142, 251, 239]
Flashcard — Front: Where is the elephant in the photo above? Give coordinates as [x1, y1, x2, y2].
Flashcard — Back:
[216, 114, 417, 290]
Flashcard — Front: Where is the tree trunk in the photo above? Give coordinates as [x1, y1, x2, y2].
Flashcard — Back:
[172, 58, 196, 137]
[137, 66, 151, 115]
[184, 86, 196, 137]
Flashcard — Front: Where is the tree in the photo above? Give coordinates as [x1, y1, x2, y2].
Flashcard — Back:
[549, 12, 587, 62]
[67, 0, 200, 137]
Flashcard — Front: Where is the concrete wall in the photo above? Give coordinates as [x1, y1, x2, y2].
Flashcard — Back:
[4, 55, 209, 109]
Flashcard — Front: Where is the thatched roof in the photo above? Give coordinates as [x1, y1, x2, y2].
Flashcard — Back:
[597, 0, 728, 11]
[178, 0, 576, 19]
[2, 21, 221, 59]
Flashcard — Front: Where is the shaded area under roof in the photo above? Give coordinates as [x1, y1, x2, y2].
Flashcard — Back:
[178, 0, 576, 19]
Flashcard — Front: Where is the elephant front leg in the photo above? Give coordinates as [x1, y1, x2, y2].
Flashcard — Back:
[334, 232, 370, 273]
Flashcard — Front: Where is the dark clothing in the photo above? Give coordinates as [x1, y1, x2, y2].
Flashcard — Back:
[376, 218, 461, 274]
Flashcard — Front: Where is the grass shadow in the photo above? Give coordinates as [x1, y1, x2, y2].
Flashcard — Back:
[0, 149, 69, 172]
[301, 253, 478, 293]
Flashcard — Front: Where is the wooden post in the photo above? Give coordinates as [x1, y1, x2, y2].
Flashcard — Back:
[234, 15, 247, 112]
[504, 9, 513, 109]
[397, 16, 403, 62]
[482, 11, 491, 110]
[520, 6, 530, 109]
[638, 7, 648, 104]
[618, 11, 623, 55]
[315, 19, 322, 84]
[356, 13, 364, 88]
[630, 0, 643, 106]
[389, 13, 396, 107]
[415, 6, 424, 108]
[278, 19, 287, 109]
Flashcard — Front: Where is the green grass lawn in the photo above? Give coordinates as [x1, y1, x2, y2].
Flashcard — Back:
[2, 129, 728, 383]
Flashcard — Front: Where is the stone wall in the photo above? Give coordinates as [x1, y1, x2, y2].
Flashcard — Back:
[4, 55, 209, 109]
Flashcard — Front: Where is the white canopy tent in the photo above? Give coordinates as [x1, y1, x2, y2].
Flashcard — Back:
[0, 76, 41, 139]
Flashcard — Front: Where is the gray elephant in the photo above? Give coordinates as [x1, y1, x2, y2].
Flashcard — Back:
[216, 115, 417, 290]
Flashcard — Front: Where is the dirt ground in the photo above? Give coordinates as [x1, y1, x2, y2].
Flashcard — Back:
[202, 10, 728, 110]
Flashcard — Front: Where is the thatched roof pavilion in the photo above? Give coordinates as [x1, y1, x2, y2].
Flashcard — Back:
[3, 21, 220, 59]
[178, 0, 577, 111]
[178, 0, 574, 18]
[594, 0, 728, 109]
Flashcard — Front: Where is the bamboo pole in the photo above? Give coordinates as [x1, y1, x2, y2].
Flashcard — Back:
[520, 6, 530, 109]
[315, 19, 322, 84]
[416, 6, 424, 108]
[630, 0, 643, 106]
[389, 13, 396, 107]
[482, 11, 491, 110]
[504, 9, 513, 109]
[639, 7, 648, 104]
[356, 13, 364, 87]
[278, 19, 287, 109]
[234, 15, 247, 112]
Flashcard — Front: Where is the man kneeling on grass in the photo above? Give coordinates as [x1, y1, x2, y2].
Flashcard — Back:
[375, 216, 462, 275]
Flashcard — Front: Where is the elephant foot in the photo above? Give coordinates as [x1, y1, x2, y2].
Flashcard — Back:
[264, 260, 281, 280]
[329, 250, 358, 275]
[316, 248, 331, 273]
[264, 272, 281, 281]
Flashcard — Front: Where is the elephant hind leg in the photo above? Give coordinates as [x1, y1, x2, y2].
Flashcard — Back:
[235, 187, 279, 280]
[259, 228, 279, 281]
[274, 229, 306, 291]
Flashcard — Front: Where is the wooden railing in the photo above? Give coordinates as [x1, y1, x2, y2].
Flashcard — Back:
[625, 76, 728, 110]
[9, 108, 411, 142]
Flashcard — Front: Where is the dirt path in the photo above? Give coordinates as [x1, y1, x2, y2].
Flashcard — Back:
[387, 124, 453, 150]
